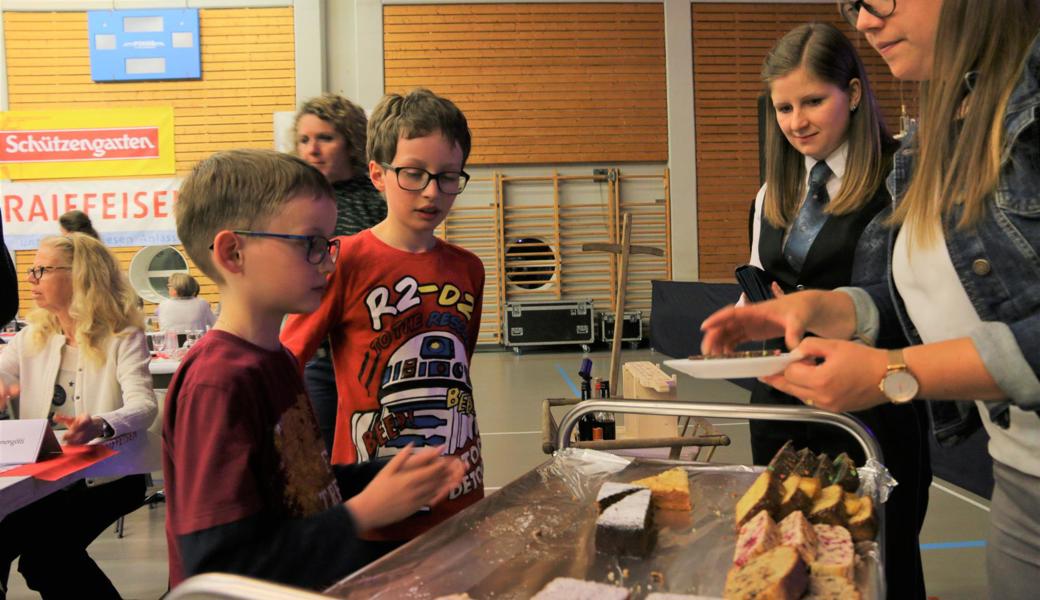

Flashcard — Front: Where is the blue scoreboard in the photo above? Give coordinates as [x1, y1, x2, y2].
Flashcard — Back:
[88, 9, 201, 82]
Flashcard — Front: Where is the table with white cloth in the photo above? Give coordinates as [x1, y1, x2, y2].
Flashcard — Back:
[149, 357, 180, 389]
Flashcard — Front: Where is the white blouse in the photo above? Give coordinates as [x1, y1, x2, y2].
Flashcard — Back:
[893, 220, 1040, 477]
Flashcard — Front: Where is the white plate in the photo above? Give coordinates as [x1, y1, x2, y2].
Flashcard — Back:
[663, 351, 803, 379]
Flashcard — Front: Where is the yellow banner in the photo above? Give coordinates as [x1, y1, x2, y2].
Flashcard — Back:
[0, 107, 174, 180]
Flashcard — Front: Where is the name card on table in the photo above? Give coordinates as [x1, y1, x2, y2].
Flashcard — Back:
[0, 419, 62, 465]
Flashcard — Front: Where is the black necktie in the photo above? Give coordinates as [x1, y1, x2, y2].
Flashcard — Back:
[783, 161, 832, 273]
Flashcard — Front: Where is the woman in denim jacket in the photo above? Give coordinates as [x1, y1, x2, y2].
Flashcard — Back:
[700, 0, 1040, 596]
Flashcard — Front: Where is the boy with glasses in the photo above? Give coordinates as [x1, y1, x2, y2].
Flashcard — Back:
[282, 88, 486, 542]
[162, 149, 464, 590]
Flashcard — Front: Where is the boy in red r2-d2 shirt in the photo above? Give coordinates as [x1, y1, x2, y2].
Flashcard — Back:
[282, 88, 485, 542]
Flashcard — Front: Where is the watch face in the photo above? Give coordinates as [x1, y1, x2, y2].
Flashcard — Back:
[883, 370, 919, 403]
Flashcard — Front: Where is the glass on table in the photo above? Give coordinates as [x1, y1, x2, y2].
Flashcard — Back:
[185, 330, 204, 347]
[148, 331, 166, 354]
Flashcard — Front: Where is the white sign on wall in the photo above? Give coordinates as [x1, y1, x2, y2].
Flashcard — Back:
[0, 177, 182, 250]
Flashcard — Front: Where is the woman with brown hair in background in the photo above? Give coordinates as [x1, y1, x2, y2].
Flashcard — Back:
[292, 94, 387, 453]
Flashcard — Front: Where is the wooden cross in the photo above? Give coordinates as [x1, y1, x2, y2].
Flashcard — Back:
[583, 211, 665, 393]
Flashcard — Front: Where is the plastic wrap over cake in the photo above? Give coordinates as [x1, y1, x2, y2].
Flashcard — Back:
[324, 449, 882, 599]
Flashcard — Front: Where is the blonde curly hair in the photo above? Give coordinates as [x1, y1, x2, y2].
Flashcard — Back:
[292, 93, 369, 176]
[26, 234, 144, 365]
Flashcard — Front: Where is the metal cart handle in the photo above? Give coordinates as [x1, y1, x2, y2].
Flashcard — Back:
[556, 400, 883, 465]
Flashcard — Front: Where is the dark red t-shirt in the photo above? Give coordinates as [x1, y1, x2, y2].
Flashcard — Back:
[282, 230, 485, 540]
[162, 330, 341, 586]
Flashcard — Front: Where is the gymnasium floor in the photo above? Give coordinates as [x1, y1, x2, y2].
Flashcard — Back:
[5, 347, 991, 599]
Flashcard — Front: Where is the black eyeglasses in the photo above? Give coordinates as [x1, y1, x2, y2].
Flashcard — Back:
[230, 231, 340, 265]
[380, 163, 470, 195]
[838, 0, 896, 26]
[27, 265, 71, 282]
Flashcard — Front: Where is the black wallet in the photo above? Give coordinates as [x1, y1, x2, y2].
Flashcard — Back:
[734, 264, 776, 303]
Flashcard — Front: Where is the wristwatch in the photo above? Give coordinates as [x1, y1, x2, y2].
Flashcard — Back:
[878, 349, 919, 404]
[100, 419, 115, 439]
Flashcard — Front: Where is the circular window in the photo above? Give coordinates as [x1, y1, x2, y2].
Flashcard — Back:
[504, 237, 557, 290]
[129, 246, 190, 303]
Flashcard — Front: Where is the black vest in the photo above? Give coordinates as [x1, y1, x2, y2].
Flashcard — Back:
[758, 176, 889, 293]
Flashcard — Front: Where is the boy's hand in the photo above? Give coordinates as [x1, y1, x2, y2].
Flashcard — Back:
[0, 380, 18, 412]
[54, 414, 105, 445]
[345, 444, 466, 532]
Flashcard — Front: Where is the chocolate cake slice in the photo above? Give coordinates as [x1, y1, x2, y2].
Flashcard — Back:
[596, 481, 647, 512]
[595, 487, 655, 557]
[827, 452, 859, 492]
[793, 448, 817, 476]
[767, 440, 799, 480]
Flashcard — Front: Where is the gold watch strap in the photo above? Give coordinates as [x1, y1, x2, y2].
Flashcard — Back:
[886, 348, 907, 372]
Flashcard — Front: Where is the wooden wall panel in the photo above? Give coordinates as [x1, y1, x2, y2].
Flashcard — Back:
[383, 3, 667, 165]
[498, 169, 671, 321]
[5, 7, 296, 312]
[692, 3, 917, 280]
[436, 176, 503, 344]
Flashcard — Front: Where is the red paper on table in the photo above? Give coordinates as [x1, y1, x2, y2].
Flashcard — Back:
[0, 444, 117, 481]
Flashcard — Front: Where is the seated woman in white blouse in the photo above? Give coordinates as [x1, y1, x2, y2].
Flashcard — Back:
[0, 233, 157, 599]
[157, 272, 215, 333]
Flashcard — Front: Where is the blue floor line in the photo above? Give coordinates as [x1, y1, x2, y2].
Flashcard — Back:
[920, 540, 987, 550]
[554, 364, 581, 398]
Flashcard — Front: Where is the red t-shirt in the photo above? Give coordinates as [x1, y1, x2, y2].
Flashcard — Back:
[162, 330, 342, 586]
[282, 230, 485, 539]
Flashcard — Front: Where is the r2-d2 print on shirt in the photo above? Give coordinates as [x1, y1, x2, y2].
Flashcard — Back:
[351, 331, 477, 461]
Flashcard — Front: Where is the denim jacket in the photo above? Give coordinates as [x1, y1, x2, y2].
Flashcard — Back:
[843, 31, 1040, 445]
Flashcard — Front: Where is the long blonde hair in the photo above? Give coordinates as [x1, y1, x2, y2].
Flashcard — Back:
[27, 234, 144, 365]
[894, 0, 1040, 244]
[761, 23, 896, 228]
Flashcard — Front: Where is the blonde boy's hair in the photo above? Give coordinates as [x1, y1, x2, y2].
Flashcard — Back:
[367, 88, 472, 168]
[175, 149, 333, 284]
[26, 233, 144, 366]
[167, 272, 200, 298]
